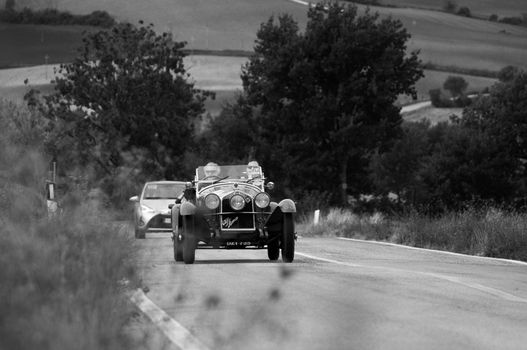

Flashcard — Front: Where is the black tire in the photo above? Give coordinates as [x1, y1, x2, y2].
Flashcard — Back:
[281, 213, 295, 263]
[182, 216, 197, 264]
[135, 227, 145, 239]
[173, 234, 183, 262]
[267, 238, 280, 261]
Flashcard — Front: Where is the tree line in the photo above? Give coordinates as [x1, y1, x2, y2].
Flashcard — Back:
[19, 2, 527, 214]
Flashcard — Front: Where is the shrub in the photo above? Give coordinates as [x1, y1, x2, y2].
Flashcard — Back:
[489, 14, 498, 22]
[443, 0, 457, 13]
[499, 17, 524, 26]
[457, 6, 471, 17]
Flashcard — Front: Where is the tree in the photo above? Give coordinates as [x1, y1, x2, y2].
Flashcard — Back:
[457, 7, 471, 17]
[498, 65, 520, 82]
[443, 0, 457, 13]
[240, 2, 423, 204]
[37, 22, 210, 202]
[4, 0, 15, 11]
[461, 70, 527, 204]
[443, 75, 468, 98]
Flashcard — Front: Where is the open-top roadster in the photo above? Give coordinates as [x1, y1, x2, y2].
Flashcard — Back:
[170, 163, 296, 264]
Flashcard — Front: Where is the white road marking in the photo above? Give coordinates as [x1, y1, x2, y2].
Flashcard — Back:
[296, 252, 527, 303]
[130, 289, 210, 350]
[336, 237, 527, 266]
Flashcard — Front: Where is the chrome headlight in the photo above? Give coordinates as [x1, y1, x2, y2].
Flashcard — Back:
[230, 194, 245, 211]
[255, 192, 270, 208]
[204, 193, 220, 210]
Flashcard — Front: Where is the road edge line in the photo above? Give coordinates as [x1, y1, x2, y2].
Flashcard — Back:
[130, 289, 210, 350]
[336, 237, 527, 266]
[296, 252, 527, 303]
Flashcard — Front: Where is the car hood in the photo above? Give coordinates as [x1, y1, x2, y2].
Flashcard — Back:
[198, 182, 261, 199]
[140, 199, 175, 213]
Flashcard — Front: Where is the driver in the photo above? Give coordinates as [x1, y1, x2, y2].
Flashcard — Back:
[204, 162, 220, 178]
[246, 160, 263, 185]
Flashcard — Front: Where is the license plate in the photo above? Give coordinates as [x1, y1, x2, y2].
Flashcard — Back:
[226, 241, 251, 246]
[164, 218, 171, 224]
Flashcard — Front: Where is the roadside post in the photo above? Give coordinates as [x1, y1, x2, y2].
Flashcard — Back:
[314, 209, 320, 225]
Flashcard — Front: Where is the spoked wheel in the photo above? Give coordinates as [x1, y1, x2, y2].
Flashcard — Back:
[281, 213, 295, 263]
[173, 234, 183, 262]
[267, 237, 280, 261]
[182, 215, 197, 264]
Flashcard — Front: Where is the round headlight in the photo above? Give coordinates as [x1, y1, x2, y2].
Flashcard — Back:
[204, 193, 220, 210]
[230, 194, 245, 211]
[255, 192, 270, 208]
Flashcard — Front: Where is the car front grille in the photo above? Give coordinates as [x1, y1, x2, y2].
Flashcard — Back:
[220, 199, 254, 230]
[148, 214, 171, 229]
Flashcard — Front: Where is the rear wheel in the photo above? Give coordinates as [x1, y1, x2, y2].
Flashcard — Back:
[281, 214, 295, 263]
[173, 234, 183, 261]
[182, 216, 197, 264]
[267, 238, 280, 261]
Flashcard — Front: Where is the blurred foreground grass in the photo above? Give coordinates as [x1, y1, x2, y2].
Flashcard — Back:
[0, 204, 148, 350]
[0, 97, 161, 350]
[299, 208, 527, 262]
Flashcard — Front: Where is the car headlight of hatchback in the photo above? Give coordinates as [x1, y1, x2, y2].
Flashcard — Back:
[255, 192, 270, 208]
[230, 194, 245, 210]
[204, 193, 220, 210]
[140, 204, 155, 213]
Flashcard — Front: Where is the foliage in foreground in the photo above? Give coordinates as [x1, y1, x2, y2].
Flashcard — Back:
[0, 212, 140, 350]
[0, 98, 144, 350]
[300, 208, 527, 262]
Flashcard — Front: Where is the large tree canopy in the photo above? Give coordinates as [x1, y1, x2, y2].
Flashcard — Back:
[37, 22, 210, 200]
[240, 2, 423, 204]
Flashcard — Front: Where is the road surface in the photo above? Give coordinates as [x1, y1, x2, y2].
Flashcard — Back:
[134, 233, 527, 350]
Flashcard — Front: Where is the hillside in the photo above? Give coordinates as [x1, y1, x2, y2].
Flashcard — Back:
[379, 0, 527, 18]
[1, 0, 526, 72]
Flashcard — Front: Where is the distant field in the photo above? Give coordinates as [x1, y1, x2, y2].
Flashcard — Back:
[402, 106, 463, 125]
[0, 23, 92, 67]
[380, 0, 527, 18]
[397, 70, 497, 105]
[1, 0, 526, 72]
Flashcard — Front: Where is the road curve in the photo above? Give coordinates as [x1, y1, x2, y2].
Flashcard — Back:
[134, 233, 527, 350]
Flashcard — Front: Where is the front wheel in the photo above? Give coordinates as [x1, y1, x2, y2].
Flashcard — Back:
[173, 234, 183, 262]
[182, 216, 197, 264]
[281, 213, 295, 263]
[267, 238, 280, 261]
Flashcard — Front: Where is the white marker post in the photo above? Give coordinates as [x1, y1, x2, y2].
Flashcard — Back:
[314, 209, 320, 225]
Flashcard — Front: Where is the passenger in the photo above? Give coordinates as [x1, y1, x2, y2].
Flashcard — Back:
[203, 162, 220, 178]
[246, 160, 263, 186]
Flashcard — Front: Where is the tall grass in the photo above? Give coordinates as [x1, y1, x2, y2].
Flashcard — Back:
[0, 210, 140, 350]
[300, 207, 527, 261]
[0, 98, 144, 350]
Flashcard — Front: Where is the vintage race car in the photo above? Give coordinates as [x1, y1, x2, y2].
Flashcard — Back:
[170, 163, 296, 264]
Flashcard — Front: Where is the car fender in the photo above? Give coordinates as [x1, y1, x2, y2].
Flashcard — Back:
[278, 199, 296, 213]
[180, 201, 196, 216]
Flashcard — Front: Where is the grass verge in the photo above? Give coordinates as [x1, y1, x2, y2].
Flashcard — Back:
[299, 208, 527, 262]
[0, 204, 144, 350]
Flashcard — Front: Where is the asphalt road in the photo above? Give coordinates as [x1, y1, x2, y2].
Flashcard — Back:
[135, 233, 527, 350]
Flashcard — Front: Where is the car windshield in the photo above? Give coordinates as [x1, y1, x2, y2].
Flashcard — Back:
[143, 183, 185, 199]
[196, 164, 262, 181]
